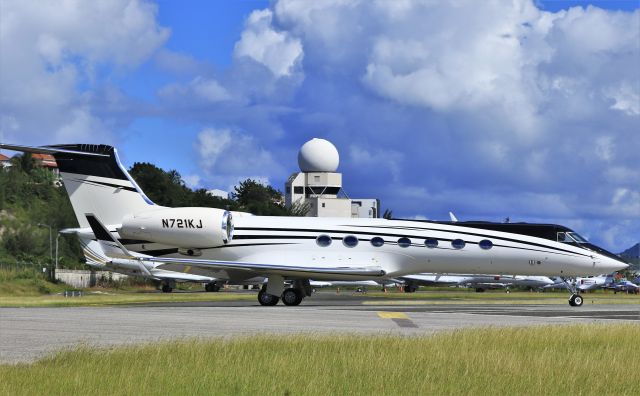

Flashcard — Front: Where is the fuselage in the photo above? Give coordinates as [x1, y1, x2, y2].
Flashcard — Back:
[124, 215, 628, 282]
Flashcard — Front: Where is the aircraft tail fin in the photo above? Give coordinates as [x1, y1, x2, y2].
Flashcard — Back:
[0, 143, 157, 228]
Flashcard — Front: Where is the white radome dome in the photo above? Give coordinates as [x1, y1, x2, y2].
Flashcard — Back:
[298, 138, 339, 172]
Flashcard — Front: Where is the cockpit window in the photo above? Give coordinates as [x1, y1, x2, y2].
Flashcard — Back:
[568, 232, 588, 243]
[557, 232, 588, 244]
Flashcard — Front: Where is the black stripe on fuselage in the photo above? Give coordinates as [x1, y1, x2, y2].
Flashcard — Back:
[234, 226, 589, 258]
[352, 224, 590, 257]
[119, 239, 152, 245]
[131, 243, 297, 257]
[141, 248, 179, 257]
[233, 234, 581, 257]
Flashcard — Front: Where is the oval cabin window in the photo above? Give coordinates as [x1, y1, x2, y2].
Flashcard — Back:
[424, 238, 439, 248]
[398, 237, 411, 248]
[316, 235, 332, 247]
[343, 235, 359, 248]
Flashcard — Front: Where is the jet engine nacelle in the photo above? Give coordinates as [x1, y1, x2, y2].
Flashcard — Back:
[119, 207, 233, 248]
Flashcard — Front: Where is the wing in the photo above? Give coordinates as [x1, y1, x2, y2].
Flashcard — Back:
[152, 258, 386, 278]
[399, 274, 461, 286]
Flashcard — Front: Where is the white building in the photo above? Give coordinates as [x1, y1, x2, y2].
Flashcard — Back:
[285, 138, 379, 218]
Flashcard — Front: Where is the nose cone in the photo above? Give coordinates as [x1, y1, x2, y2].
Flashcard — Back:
[599, 256, 629, 272]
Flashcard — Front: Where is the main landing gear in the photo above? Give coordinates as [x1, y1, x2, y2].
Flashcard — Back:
[281, 288, 304, 306]
[160, 281, 175, 293]
[258, 287, 279, 306]
[257, 277, 311, 306]
[561, 277, 583, 307]
[205, 282, 221, 292]
[404, 283, 418, 293]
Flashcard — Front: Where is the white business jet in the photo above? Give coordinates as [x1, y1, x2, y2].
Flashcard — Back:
[0, 143, 628, 307]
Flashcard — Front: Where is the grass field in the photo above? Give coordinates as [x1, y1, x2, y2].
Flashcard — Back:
[0, 290, 255, 307]
[0, 268, 256, 306]
[1, 324, 637, 395]
[1, 288, 638, 307]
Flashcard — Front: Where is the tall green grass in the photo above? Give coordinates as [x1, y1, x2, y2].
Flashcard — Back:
[1, 324, 637, 395]
[0, 268, 66, 296]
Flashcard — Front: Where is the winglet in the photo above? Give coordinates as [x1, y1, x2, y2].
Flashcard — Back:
[85, 213, 132, 257]
[85, 213, 154, 276]
[449, 211, 458, 222]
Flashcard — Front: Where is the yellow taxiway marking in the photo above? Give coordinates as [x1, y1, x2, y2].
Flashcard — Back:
[377, 311, 409, 319]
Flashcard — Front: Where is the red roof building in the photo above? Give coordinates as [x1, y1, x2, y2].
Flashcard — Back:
[0, 153, 11, 168]
[31, 153, 58, 168]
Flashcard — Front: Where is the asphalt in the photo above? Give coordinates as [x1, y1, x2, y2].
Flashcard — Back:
[1, 292, 638, 364]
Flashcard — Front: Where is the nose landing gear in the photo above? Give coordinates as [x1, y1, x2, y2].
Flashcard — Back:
[569, 293, 584, 307]
[561, 277, 583, 307]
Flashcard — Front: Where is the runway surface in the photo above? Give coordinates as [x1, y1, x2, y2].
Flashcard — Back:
[1, 293, 638, 363]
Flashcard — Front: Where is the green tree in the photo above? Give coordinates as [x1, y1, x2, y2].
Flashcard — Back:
[10, 153, 35, 174]
[286, 200, 311, 217]
[0, 157, 84, 265]
[232, 179, 289, 216]
[129, 163, 237, 209]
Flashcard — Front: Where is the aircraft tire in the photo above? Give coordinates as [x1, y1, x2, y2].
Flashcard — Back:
[281, 288, 303, 306]
[161, 284, 173, 293]
[569, 294, 583, 307]
[258, 290, 279, 306]
[404, 285, 417, 293]
[205, 283, 221, 292]
[475, 288, 485, 293]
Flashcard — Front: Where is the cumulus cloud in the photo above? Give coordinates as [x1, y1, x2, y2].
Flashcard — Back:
[195, 127, 286, 191]
[3, 0, 637, 251]
[199, 0, 637, 250]
[182, 174, 202, 189]
[158, 77, 231, 103]
[0, 0, 169, 144]
[234, 9, 303, 78]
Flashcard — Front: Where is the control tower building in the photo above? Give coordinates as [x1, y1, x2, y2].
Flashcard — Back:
[285, 138, 379, 218]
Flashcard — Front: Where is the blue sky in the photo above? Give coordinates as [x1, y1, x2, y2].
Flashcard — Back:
[1, 0, 638, 251]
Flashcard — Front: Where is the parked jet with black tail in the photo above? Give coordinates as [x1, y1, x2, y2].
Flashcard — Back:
[0, 143, 628, 306]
